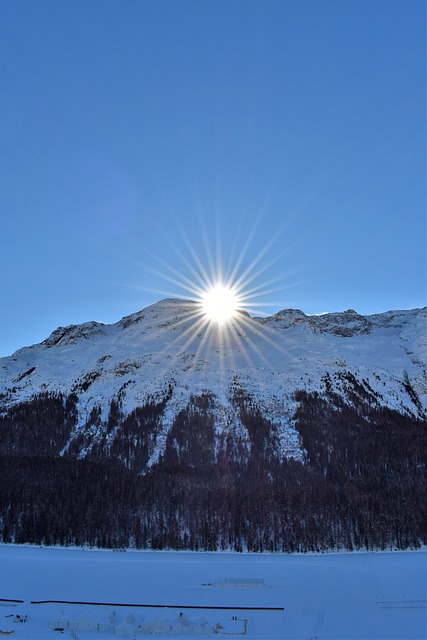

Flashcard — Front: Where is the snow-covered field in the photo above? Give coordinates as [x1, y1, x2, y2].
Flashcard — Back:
[0, 546, 425, 639]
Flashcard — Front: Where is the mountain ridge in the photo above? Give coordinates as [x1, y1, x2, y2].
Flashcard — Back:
[1, 300, 425, 469]
[7, 299, 426, 353]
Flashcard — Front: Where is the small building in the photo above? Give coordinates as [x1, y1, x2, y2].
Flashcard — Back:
[69, 612, 99, 631]
[171, 612, 211, 635]
[48, 610, 68, 630]
[114, 618, 138, 638]
[138, 612, 171, 635]
[98, 608, 121, 633]
[216, 577, 265, 588]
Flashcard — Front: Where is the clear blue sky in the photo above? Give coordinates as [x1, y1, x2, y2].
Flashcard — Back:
[1, 0, 425, 357]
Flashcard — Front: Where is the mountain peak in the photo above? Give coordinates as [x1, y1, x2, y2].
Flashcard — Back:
[117, 298, 199, 330]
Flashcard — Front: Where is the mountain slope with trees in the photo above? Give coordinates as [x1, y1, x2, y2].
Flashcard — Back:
[0, 301, 426, 551]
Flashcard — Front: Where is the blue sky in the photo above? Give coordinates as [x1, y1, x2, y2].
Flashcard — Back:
[1, 0, 425, 357]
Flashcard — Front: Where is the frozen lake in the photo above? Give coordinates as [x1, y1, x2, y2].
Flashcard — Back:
[0, 545, 425, 639]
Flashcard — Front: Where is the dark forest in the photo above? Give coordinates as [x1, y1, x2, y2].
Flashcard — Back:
[0, 387, 426, 552]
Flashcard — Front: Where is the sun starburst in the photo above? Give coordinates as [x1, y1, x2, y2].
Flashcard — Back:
[120, 212, 303, 390]
[200, 283, 240, 325]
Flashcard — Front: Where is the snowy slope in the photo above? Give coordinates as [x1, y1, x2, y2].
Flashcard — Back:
[0, 545, 425, 640]
[1, 300, 426, 465]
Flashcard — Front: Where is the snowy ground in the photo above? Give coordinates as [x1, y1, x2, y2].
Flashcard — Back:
[0, 545, 425, 639]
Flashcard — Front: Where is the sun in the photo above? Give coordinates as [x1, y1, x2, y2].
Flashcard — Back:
[201, 284, 239, 325]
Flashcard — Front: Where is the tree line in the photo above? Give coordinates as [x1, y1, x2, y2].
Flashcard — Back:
[0, 384, 426, 552]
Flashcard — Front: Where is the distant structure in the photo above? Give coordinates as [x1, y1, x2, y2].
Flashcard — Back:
[49, 607, 212, 636]
[215, 578, 265, 589]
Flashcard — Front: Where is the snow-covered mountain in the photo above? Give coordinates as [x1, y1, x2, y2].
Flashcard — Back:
[1, 300, 426, 552]
[1, 300, 425, 468]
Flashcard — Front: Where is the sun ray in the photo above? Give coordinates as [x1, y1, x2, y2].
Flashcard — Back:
[114, 208, 308, 404]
